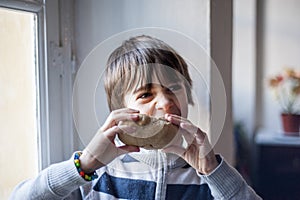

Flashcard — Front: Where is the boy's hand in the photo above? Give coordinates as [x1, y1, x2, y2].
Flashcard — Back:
[79, 108, 140, 173]
[163, 114, 219, 175]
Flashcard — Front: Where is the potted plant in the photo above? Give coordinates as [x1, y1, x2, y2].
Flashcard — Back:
[268, 67, 300, 135]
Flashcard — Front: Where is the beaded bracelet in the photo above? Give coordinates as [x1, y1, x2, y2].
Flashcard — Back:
[74, 152, 98, 181]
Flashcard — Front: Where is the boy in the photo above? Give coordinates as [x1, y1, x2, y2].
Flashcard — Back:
[10, 35, 261, 199]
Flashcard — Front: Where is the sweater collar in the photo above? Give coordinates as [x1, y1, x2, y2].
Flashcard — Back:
[126, 149, 187, 169]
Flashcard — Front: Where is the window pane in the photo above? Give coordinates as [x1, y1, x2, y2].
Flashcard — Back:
[0, 7, 38, 199]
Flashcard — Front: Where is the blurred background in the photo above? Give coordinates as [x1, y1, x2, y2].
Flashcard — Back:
[0, 0, 299, 199]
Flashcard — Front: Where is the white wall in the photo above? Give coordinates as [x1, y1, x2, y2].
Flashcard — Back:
[75, 0, 209, 66]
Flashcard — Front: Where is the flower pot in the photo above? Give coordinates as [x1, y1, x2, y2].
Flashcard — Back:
[281, 113, 300, 136]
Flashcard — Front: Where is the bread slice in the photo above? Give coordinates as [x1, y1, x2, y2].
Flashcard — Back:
[118, 114, 178, 149]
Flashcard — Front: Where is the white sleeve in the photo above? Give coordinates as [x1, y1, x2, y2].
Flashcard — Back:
[9, 153, 88, 200]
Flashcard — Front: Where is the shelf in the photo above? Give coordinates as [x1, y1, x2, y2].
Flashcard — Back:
[255, 128, 300, 147]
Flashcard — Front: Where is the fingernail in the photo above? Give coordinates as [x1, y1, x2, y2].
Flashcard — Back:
[180, 122, 188, 129]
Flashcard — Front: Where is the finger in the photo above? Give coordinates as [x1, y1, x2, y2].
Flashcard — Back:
[101, 109, 140, 131]
[180, 122, 200, 136]
[85, 126, 124, 165]
[166, 115, 205, 140]
[195, 134, 214, 159]
[165, 113, 190, 121]
[165, 114, 191, 127]
[105, 110, 139, 127]
[103, 125, 123, 140]
[112, 108, 140, 114]
[163, 129, 194, 155]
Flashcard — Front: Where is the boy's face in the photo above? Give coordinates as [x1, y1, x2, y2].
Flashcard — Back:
[124, 76, 189, 119]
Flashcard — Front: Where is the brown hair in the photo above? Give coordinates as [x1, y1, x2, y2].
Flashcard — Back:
[104, 35, 193, 111]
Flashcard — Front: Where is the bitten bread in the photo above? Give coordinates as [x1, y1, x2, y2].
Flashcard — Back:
[118, 114, 178, 149]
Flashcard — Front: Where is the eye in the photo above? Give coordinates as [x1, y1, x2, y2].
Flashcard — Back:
[137, 92, 152, 99]
[167, 84, 182, 92]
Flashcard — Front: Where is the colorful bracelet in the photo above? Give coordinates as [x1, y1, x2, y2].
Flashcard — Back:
[74, 152, 98, 181]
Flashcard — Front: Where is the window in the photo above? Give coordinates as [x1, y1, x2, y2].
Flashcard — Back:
[0, 1, 47, 199]
[0, 7, 38, 199]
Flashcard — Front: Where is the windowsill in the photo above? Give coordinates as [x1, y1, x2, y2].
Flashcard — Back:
[255, 128, 300, 147]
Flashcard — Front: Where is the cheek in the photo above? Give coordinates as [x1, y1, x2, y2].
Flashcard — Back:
[124, 95, 154, 115]
[135, 104, 153, 115]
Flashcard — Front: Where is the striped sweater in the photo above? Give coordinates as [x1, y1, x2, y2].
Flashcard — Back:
[10, 150, 262, 199]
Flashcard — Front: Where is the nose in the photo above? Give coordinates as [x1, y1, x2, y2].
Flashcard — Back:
[155, 92, 174, 112]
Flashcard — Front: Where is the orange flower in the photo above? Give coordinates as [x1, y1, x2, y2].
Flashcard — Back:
[269, 75, 283, 87]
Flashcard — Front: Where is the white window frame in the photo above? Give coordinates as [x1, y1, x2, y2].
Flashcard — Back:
[45, 0, 76, 165]
[0, 0, 50, 170]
